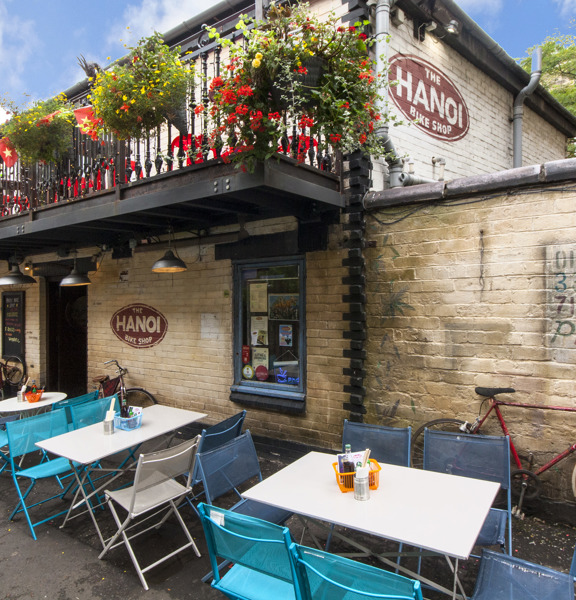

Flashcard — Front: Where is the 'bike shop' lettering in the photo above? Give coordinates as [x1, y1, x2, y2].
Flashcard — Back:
[111, 304, 168, 348]
[389, 54, 470, 142]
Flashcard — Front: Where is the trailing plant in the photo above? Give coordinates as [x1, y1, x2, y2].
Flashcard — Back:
[206, 2, 394, 171]
[90, 32, 194, 140]
[1, 95, 75, 164]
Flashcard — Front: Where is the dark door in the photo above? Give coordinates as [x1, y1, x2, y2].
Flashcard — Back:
[47, 281, 88, 397]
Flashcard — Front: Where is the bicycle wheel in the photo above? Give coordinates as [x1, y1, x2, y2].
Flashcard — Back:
[3, 355, 26, 386]
[571, 463, 576, 498]
[124, 387, 157, 408]
[411, 418, 467, 468]
[511, 469, 540, 501]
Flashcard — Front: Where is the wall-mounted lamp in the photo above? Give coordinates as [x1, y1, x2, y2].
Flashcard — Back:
[445, 20, 460, 35]
[151, 227, 187, 273]
[0, 262, 37, 285]
[60, 254, 92, 287]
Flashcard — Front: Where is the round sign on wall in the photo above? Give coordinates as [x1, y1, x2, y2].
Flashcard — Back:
[110, 304, 168, 348]
[388, 54, 470, 142]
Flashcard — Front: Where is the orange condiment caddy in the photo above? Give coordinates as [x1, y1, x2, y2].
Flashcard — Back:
[332, 460, 381, 493]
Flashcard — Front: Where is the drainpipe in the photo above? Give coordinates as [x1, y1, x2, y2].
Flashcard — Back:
[513, 48, 542, 168]
[374, 0, 404, 188]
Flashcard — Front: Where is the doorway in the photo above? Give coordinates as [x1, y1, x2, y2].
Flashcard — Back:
[47, 281, 88, 397]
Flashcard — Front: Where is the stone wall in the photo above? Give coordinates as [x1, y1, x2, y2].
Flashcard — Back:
[363, 170, 576, 502]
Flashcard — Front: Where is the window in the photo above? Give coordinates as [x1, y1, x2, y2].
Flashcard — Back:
[231, 258, 306, 409]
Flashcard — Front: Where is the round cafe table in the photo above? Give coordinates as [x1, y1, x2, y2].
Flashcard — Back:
[0, 391, 67, 414]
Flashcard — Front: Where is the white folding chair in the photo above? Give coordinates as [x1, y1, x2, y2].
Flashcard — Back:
[98, 435, 201, 590]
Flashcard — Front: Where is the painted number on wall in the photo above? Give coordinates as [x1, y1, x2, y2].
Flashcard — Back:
[547, 245, 576, 350]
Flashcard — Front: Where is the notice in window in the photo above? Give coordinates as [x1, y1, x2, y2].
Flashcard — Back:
[250, 283, 268, 313]
[252, 347, 269, 370]
[250, 316, 268, 346]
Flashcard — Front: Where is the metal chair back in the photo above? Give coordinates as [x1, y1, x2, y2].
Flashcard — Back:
[342, 420, 411, 466]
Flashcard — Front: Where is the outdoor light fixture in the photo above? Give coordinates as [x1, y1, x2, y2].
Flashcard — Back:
[445, 20, 460, 35]
[151, 227, 187, 273]
[60, 255, 92, 287]
[0, 263, 37, 285]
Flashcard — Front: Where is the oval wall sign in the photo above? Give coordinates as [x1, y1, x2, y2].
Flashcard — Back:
[388, 54, 470, 142]
[111, 303, 168, 348]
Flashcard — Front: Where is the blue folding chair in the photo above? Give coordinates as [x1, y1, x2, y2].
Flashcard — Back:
[195, 430, 292, 525]
[0, 414, 19, 473]
[198, 502, 298, 600]
[52, 390, 99, 430]
[470, 548, 573, 600]
[70, 394, 119, 429]
[423, 429, 512, 555]
[290, 543, 424, 600]
[5, 409, 77, 540]
[192, 410, 246, 486]
[327, 421, 412, 559]
[342, 420, 411, 466]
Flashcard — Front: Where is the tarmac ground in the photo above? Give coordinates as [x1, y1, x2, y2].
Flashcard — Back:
[0, 436, 575, 600]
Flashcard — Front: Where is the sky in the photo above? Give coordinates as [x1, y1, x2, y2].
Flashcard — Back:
[0, 0, 574, 122]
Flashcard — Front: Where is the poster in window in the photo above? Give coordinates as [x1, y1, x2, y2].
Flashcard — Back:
[252, 347, 269, 370]
[279, 324, 293, 347]
[268, 294, 299, 320]
[250, 316, 268, 346]
[250, 283, 268, 313]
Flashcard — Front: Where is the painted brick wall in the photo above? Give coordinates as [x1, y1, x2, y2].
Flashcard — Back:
[364, 183, 576, 501]
[379, 12, 566, 182]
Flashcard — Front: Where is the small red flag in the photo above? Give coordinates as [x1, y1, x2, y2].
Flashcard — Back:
[0, 137, 18, 167]
[74, 106, 100, 139]
[36, 110, 61, 126]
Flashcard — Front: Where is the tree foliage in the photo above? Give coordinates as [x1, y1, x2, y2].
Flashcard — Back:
[520, 33, 576, 156]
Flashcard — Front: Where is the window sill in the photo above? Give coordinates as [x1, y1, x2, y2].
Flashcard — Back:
[230, 385, 305, 414]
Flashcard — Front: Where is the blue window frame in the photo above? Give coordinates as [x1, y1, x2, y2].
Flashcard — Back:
[232, 257, 306, 403]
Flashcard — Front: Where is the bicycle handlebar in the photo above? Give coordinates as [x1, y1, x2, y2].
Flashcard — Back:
[104, 359, 128, 375]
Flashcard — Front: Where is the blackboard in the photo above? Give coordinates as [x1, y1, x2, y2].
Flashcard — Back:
[2, 292, 24, 359]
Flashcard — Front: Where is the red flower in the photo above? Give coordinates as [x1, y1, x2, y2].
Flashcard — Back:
[348, 26, 356, 32]
[295, 66, 308, 75]
[299, 116, 314, 129]
[221, 89, 237, 104]
[120, 103, 130, 112]
[194, 104, 205, 115]
[359, 72, 375, 83]
[358, 33, 368, 41]
[236, 104, 250, 115]
[210, 76, 224, 90]
[268, 112, 282, 121]
[329, 133, 342, 144]
[340, 102, 350, 109]
[237, 85, 254, 97]
[359, 133, 367, 144]
[227, 114, 238, 124]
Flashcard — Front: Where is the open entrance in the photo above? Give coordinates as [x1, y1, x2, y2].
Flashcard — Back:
[47, 281, 88, 398]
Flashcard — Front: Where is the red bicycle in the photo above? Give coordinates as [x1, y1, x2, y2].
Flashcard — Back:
[93, 359, 157, 408]
[411, 387, 576, 515]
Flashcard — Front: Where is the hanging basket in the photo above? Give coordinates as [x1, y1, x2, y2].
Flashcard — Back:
[271, 56, 327, 111]
[164, 103, 188, 134]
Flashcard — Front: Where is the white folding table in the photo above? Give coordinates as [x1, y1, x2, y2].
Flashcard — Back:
[0, 391, 67, 414]
[36, 404, 206, 547]
[243, 451, 500, 600]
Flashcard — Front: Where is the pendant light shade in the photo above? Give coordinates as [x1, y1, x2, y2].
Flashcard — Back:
[60, 256, 91, 287]
[0, 263, 37, 285]
[151, 249, 187, 273]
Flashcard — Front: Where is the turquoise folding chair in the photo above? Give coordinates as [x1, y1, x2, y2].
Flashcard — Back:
[5, 409, 77, 540]
[0, 414, 19, 473]
[52, 390, 99, 430]
[289, 543, 424, 600]
[470, 548, 573, 600]
[70, 394, 119, 429]
[198, 502, 298, 600]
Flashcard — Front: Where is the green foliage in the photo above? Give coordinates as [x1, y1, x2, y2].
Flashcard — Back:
[520, 33, 576, 156]
[1, 95, 74, 165]
[206, 1, 394, 171]
[90, 32, 193, 140]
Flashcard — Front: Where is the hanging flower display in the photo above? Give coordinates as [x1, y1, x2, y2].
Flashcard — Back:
[90, 32, 194, 140]
[206, 2, 394, 171]
[0, 95, 75, 165]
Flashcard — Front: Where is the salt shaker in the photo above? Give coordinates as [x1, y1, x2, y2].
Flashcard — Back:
[354, 465, 370, 501]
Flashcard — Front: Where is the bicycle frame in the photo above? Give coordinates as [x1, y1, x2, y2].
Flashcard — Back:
[474, 398, 576, 477]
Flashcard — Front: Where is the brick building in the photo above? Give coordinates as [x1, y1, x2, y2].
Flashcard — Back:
[2, 0, 576, 505]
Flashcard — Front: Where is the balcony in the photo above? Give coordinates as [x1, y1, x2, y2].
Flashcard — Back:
[0, 2, 346, 259]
